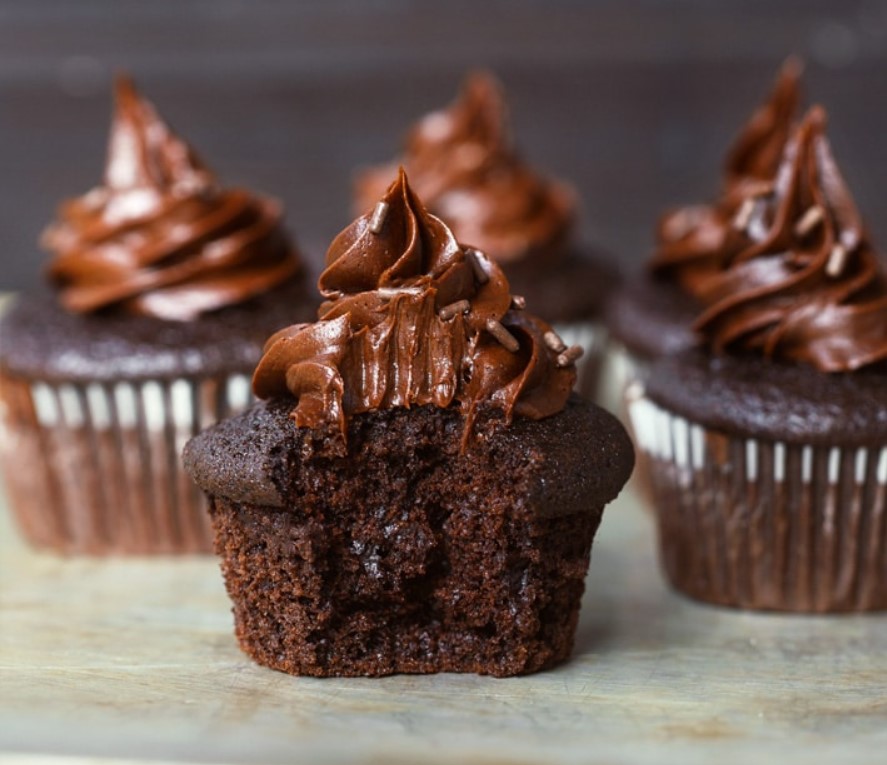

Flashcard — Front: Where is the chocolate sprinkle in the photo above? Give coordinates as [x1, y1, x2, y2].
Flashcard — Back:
[485, 318, 520, 352]
[556, 345, 584, 367]
[826, 243, 849, 278]
[544, 330, 567, 354]
[794, 205, 824, 238]
[464, 248, 490, 285]
[369, 201, 389, 234]
[438, 299, 471, 320]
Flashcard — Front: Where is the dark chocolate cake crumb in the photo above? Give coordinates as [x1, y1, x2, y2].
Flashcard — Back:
[184, 397, 634, 677]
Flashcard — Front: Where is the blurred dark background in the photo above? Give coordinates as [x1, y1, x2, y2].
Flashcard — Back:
[2, 0, 887, 289]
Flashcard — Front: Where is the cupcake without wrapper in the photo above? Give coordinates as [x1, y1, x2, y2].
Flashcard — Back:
[607, 58, 804, 389]
[633, 107, 887, 612]
[354, 71, 617, 399]
[0, 76, 316, 555]
[184, 170, 634, 677]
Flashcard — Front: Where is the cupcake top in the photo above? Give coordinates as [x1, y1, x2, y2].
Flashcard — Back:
[42, 76, 301, 321]
[645, 107, 887, 446]
[693, 106, 887, 373]
[353, 72, 575, 265]
[253, 169, 580, 452]
[650, 58, 803, 298]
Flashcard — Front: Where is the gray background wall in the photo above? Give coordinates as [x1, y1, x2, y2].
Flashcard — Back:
[2, 0, 887, 288]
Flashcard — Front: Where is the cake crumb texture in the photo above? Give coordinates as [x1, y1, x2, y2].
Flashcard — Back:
[187, 398, 633, 676]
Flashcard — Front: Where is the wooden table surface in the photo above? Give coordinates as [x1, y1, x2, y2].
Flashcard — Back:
[2, 477, 886, 765]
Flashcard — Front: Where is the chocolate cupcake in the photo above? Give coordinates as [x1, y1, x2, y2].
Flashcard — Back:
[354, 72, 617, 398]
[0, 77, 316, 555]
[607, 58, 803, 390]
[184, 170, 634, 676]
[605, 60, 803, 499]
[633, 107, 887, 612]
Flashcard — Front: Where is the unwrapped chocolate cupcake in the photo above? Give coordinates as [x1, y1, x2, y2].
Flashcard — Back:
[0, 77, 316, 555]
[607, 58, 803, 388]
[354, 72, 617, 398]
[184, 170, 634, 676]
[634, 107, 887, 612]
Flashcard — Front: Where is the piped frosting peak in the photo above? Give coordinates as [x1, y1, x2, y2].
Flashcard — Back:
[354, 72, 575, 264]
[694, 106, 887, 372]
[650, 58, 804, 296]
[254, 169, 578, 449]
[44, 75, 300, 321]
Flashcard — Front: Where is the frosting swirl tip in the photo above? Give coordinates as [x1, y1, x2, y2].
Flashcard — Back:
[43, 74, 301, 321]
[695, 105, 887, 372]
[725, 56, 804, 188]
[353, 71, 575, 265]
[651, 58, 805, 296]
[255, 169, 579, 450]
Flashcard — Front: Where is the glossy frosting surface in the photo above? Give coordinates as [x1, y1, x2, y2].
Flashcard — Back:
[253, 170, 577, 447]
[650, 58, 803, 299]
[354, 72, 575, 264]
[43, 77, 300, 321]
[694, 107, 887, 372]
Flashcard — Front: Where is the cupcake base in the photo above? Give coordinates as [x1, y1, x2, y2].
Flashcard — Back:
[185, 397, 634, 676]
[604, 274, 701, 500]
[211, 495, 598, 677]
[0, 371, 252, 554]
[604, 341, 655, 505]
[604, 273, 699, 365]
[635, 394, 887, 612]
[0, 283, 318, 555]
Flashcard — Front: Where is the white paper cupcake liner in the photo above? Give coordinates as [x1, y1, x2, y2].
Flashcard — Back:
[629, 392, 887, 612]
[552, 321, 607, 401]
[605, 345, 655, 503]
[0, 371, 255, 554]
[603, 340, 650, 411]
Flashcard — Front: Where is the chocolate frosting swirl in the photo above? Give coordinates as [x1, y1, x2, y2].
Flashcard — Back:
[353, 72, 575, 264]
[253, 169, 577, 448]
[43, 76, 300, 321]
[650, 58, 803, 297]
[694, 107, 887, 372]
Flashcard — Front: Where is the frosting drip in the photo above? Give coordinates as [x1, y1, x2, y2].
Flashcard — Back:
[43, 76, 300, 321]
[650, 58, 803, 297]
[694, 106, 887, 372]
[253, 169, 577, 448]
[353, 72, 575, 264]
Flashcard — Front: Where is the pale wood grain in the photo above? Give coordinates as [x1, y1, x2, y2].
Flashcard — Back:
[1, 473, 886, 764]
